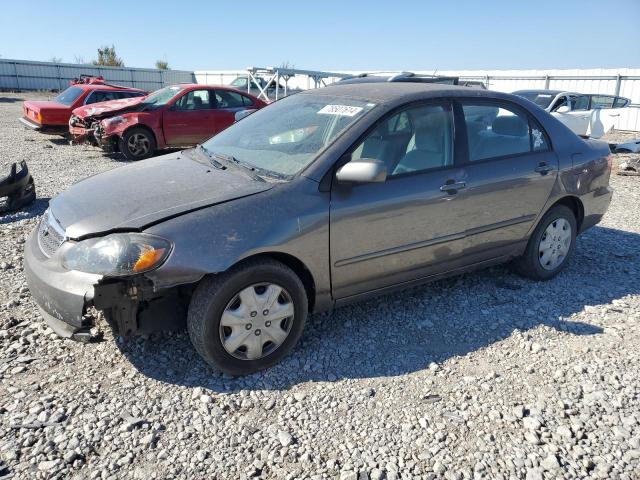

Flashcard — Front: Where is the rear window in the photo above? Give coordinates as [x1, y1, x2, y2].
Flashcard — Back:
[614, 97, 630, 108]
[54, 86, 84, 106]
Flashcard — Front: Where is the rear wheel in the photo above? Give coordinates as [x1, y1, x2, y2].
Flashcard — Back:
[187, 259, 308, 375]
[119, 127, 156, 161]
[515, 205, 577, 280]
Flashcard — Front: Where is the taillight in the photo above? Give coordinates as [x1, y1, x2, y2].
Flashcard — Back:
[36, 112, 42, 123]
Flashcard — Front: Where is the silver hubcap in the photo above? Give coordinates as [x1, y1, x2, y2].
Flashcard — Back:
[220, 283, 294, 360]
[127, 133, 150, 156]
[538, 218, 571, 271]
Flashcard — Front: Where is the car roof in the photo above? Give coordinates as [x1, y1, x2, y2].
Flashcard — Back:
[300, 82, 509, 105]
[513, 89, 579, 96]
[78, 83, 145, 92]
[172, 83, 251, 91]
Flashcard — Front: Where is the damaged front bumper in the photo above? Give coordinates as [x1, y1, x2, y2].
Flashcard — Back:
[68, 116, 117, 152]
[24, 222, 186, 340]
[68, 115, 97, 145]
[24, 228, 101, 339]
[0, 161, 36, 213]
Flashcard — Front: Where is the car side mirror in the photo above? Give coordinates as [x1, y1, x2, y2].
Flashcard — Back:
[556, 105, 571, 113]
[336, 159, 387, 183]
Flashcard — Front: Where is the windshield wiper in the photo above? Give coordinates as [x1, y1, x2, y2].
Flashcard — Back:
[211, 152, 290, 181]
[209, 152, 266, 182]
[194, 144, 225, 169]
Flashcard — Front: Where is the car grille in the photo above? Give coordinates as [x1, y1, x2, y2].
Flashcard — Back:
[69, 115, 86, 128]
[37, 210, 66, 257]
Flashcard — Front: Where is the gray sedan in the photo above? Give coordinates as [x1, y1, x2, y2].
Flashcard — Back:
[25, 82, 613, 375]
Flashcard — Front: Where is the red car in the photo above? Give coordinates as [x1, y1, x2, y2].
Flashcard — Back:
[20, 76, 146, 134]
[69, 84, 267, 160]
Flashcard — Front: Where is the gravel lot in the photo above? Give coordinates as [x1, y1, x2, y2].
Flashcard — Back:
[1, 92, 639, 480]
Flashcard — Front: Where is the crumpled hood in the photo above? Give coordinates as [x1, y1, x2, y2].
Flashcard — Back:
[72, 96, 145, 119]
[50, 151, 273, 239]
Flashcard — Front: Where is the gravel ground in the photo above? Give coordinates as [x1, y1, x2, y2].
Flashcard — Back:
[1, 92, 639, 480]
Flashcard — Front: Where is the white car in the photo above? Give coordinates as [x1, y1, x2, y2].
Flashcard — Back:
[513, 90, 630, 138]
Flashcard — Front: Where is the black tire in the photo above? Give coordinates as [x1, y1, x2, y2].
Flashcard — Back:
[118, 127, 156, 161]
[187, 259, 308, 376]
[515, 205, 577, 281]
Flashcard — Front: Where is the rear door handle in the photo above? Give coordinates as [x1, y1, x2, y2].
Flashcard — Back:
[534, 163, 554, 175]
[440, 181, 466, 193]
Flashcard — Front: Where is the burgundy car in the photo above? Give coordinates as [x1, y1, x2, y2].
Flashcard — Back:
[69, 84, 267, 160]
[20, 76, 146, 134]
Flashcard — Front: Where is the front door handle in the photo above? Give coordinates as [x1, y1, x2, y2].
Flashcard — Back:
[534, 163, 554, 175]
[439, 181, 466, 193]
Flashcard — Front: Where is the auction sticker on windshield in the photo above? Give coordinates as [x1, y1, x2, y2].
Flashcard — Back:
[318, 105, 364, 116]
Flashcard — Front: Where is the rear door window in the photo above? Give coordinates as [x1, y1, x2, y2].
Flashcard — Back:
[589, 95, 615, 109]
[461, 101, 550, 161]
[215, 90, 248, 109]
[85, 91, 119, 104]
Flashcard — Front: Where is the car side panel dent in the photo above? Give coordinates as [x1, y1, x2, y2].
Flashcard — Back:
[528, 136, 611, 237]
[102, 113, 166, 149]
[143, 178, 333, 312]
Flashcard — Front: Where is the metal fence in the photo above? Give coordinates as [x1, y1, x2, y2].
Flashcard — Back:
[197, 68, 640, 132]
[0, 58, 195, 93]
[4, 60, 640, 132]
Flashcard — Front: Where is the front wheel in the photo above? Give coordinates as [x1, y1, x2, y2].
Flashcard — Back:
[187, 259, 308, 376]
[515, 205, 577, 281]
[118, 127, 156, 161]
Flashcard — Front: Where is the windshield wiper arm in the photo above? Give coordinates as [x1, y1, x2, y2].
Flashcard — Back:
[213, 152, 290, 181]
[210, 152, 266, 182]
[195, 144, 225, 169]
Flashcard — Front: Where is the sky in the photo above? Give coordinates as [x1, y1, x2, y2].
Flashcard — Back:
[1, 0, 639, 72]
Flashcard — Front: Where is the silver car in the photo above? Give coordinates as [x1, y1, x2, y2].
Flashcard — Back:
[25, 82, 613, 375]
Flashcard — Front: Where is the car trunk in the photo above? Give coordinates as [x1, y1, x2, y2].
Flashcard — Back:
[23, 100, 71, 126]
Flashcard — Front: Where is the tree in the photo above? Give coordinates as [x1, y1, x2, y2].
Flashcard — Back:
[155, 60, 170, 70]
[74, 55, 88, 65]
[49, 56, 63, 63]
[92, 45, 124, 67]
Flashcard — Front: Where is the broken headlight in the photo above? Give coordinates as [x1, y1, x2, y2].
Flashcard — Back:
[62, 234, 172, 276]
